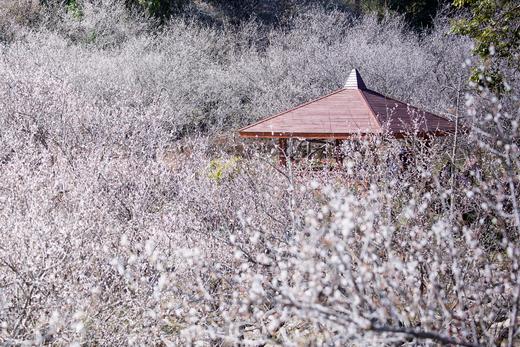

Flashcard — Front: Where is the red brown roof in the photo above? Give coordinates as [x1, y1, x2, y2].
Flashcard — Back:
[239, 69, 455, 139]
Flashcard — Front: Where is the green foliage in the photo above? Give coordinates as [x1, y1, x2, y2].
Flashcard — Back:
[132, 0, 188, 19]
[66, 0, 83, 19]
[207, 157, 240, 182]
[452, 0, 520, 93]
[86, 30, 97, 44]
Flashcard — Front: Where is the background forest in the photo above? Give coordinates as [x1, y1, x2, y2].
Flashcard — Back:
[0, 0, 519, 346]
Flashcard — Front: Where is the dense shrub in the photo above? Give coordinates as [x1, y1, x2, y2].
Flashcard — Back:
[0, 1, 519, 346]
[0, 2, 472, 137]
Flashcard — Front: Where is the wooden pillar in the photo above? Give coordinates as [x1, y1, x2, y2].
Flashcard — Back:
[278, 138, 287, 167]
[334, 139, 344, 167]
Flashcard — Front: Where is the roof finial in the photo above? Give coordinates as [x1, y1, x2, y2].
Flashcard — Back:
[344, 68, 367, 90]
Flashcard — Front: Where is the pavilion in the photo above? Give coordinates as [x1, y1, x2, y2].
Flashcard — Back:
[238, 69, 456, 165]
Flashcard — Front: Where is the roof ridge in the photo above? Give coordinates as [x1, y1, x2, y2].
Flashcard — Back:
[238, 88, 346, 133]
[358, 89, 382, 129]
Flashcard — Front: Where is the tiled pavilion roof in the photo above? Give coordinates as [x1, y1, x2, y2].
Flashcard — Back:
[238, 69, 455, 139]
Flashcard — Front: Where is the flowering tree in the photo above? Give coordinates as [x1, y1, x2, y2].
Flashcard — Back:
[0, 1, 518, 346]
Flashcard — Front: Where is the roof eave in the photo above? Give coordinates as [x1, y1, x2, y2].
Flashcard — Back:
[238, 131, 383, 139]
[239, 128, 459, 139]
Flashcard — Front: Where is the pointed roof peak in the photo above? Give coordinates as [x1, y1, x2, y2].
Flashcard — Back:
[344, 68, 367, 90]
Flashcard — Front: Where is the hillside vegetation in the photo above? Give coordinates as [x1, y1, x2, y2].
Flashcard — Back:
[0, 0, 519, 346]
